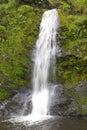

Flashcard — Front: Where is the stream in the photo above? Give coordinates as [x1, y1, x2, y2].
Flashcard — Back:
[0, 116, 87, 130]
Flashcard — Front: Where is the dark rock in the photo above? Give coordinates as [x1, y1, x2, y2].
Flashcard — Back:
[0, 88, 32, 119]
[19, 0, 52, 9]
[49, 84, 71, 116]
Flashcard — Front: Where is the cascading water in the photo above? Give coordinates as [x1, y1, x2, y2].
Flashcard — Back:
[31, 9, 60, 116]
[6, 9, 60, 123]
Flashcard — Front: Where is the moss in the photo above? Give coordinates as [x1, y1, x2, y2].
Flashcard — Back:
[19, 0, 51, 8]
[55, 1, 87, 115]
[56, 0, 87, 87]
[0, 2, 43, 102]
[0, 87, 10, 103]
[64, 85, 87, 115]
[56, 56, 87, 86]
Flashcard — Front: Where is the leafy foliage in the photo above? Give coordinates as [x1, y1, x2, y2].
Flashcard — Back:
[0, 1, 43, 101]
[54, 0, 87, 86]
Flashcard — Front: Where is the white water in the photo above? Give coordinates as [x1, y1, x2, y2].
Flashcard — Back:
[31, 9, 60, 116]
[7, 9, 60, 123]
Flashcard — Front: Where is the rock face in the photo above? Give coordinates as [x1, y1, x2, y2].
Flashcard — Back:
[0, 88, 32, 119]
[49, 84, 87, 117]
[19, 0, 51, 8]
[0, 0, 87, 116]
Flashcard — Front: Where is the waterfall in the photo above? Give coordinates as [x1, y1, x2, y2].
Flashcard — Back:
[31, 9, 60, 116]
[6, 9, 60, 123]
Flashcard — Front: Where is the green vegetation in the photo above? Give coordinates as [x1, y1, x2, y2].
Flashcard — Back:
[0, 0, 43, 102]
[54, 0, 87, 86]
[48, 0, 87, 115]
[48, 0, 87, 116]
[0, 87, 10, 103]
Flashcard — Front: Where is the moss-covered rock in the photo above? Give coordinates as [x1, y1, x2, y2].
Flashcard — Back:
[0, 1, 43, 102]
[55, 0, 87, 85]
[0, 87, 10, 103]
[52, 0, 87, 116]
[17, 0, 51, 8]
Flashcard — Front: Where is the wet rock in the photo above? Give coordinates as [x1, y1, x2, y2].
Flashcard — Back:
[49, 83, 87, 117]
[49, 84, 71, 116]
[0, 88, 32, 119]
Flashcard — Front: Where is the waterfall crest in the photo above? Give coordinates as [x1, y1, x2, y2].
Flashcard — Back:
[31, 9, 60, 115]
